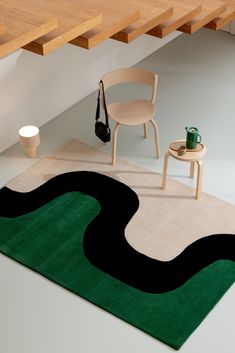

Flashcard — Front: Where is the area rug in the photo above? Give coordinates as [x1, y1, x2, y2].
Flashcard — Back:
[1, 139, 235, 350]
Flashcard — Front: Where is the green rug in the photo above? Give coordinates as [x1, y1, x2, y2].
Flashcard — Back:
[0, 179, 235, 350]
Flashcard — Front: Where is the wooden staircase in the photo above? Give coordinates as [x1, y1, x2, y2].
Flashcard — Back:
[0, 0, 234, 58]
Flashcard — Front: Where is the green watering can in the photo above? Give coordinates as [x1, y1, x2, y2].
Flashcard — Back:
[185, 127, 201, 149]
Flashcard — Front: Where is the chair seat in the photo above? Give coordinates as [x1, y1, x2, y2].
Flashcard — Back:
[107, 99, 154, 126]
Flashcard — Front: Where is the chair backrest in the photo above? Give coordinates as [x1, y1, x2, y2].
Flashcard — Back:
[101, 67, 158, 103]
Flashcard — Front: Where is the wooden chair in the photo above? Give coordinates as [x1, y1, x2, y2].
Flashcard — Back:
[100, 67, 160, 165]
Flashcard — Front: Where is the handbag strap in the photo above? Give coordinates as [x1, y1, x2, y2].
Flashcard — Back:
[95, 86, 101, 122]
[95, 80, 109, 129]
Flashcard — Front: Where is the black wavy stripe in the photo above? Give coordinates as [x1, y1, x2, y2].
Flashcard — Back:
[1, 171, 235, 293]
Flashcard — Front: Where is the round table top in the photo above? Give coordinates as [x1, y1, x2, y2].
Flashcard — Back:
[168, 140, 207, 162]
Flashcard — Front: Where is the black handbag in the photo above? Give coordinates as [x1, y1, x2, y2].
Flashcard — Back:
[95, 80, 111, 143]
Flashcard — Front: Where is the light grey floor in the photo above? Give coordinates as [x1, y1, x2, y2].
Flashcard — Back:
[0, 29, 235, 353]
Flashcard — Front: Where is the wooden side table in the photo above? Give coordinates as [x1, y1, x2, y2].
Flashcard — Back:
[162, 140, 207, 199]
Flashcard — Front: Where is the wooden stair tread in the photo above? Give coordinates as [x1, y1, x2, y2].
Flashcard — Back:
[147, 0, 202, 38]
[205, 0, 235, 29]
[111, 0, 173, 43]
[7, 0, 102, 55]
[179, 0, 227, 33]
[0, 22, 5, 35]
[70, 0, 140, 49]
[0, 0, 234, 58]
[0, 3, 58, 58]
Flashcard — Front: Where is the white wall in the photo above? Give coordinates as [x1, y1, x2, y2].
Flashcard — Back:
[0, 32, 180, 152]
[220, 20, 235, 34]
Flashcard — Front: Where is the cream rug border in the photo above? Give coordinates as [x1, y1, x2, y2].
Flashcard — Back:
[7, 139, 235, 261]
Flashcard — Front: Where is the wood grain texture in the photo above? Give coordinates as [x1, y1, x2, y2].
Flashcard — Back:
[70, 0, 140, 49]
[0, 3, 58, 58]
[162, 140, 207, 199]
[0, 22, 5, 36]
[205, 0, 235, 30]
[111, 0, 173, 43]
[0, 0, 234, 58]
[178, 0, 227, 34]
[7, 0, 103, 55]
[147, 0, 202, 38]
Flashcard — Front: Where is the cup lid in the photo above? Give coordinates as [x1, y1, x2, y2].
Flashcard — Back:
[186, 127, 198, 133]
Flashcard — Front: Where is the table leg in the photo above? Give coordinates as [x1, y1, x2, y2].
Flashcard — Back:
[190, 161, 195, 179]
[195, 160, 203, 199]
[162, 152, 170, 190]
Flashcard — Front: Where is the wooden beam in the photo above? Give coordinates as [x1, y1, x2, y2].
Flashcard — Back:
[5, 0, 103, 55]
[147, 0, 202, 38]
[70, 0, 140, 49]
[111, 0, 173, 43]
[0, 3, 58, 58]
[178, 0, 227, 34]
[205, 0, 235, 30]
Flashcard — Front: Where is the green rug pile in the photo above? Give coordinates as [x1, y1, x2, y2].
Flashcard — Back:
[1, 188, 235, 350]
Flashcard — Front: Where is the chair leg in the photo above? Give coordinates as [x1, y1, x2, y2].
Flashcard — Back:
[149, 119, 160, 158]
[144, 123, 148, 139]
[112, 123, 120, 166]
